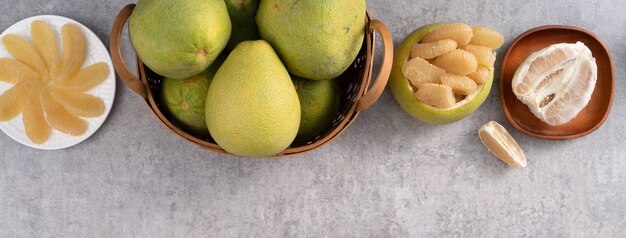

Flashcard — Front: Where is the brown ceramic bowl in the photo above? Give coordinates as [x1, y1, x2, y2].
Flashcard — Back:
[500, 25, 614, 140]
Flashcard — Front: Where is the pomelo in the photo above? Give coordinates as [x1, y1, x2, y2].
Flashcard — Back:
[389, 23, 495, 124]
[256, 0, 366, 80]
[129, 0, 231, 79]
[292, 77, 340, 142]
[205, 40, 300, 157]
[161, 56, 223, 138]
[223, 0, 260, 51]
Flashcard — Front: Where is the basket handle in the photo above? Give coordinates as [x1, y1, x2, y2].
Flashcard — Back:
[110, 4, 147, 98]
[356, 20, 393, 112]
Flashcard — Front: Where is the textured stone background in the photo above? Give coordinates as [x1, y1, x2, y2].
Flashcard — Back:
[1, 0, 625, 237]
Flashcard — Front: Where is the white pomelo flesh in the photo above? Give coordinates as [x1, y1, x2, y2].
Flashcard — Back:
[512, 42, 597, 126]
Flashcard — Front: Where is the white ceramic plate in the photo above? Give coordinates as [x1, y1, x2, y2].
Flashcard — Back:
[0, 15, 115, 150]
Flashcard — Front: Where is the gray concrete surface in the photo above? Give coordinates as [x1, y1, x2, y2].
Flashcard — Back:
[1, 0, 625, 237]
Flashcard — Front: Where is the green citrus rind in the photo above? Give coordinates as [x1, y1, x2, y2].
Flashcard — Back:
[389, 23, 494, 125]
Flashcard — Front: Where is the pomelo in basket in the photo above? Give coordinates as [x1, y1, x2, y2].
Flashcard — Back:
[256, 0, 366, 80]
[129, 0, 231, 79]
[292, 76, 340, 143]
[205, 40, 300, 157]
[223, 0, 260, 51]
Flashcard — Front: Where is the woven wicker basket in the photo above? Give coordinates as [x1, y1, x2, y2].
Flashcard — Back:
[109, 4, 392, 157]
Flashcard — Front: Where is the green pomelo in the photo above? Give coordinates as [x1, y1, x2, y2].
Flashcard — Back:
[256, 0, 366, 80]
[389, 23, 494, 125]
[223, 0, 260, 51]
[205, 40, 300, 157]
[293, 77, 340, 143]
[129, 0, 231, 79]
[161, 56, 224, 137]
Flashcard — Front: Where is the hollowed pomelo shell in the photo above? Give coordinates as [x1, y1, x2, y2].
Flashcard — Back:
[389, 23, 494, 125]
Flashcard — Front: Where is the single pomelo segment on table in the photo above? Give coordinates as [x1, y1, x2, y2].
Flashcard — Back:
[462, 45, 496, 69]
[48, 87, 105, 118]
[41, 90, 88, 136]
[223, 0, 260, 51]
[512, 42, 597, 126]
[130, 0, 231, 79]
[2, 34, 48, 80]
[53, 62, 109, 92]
[415, 83, 456, 109]
[23, 85, 51, 144]
[421, 23, 473, 47]
[256, 0, 366, 80]
[410, 39, 457, 60]
[0, 80, 38, 121]
[31, 20, 60, 76]
[433, 49, 478, 75]
[439, 73, 478, 96]
[293, 76, 341, 143]
[468, 66, 492, 85]
[402, 57, 445, 87]
[389, 23, 496, 124]
[57, 24, 86, 81]
[479, 121, 527, 168]
[205, 40, 300, 157]
[470, 26, 505, 49]
[0, 59, 37, 84]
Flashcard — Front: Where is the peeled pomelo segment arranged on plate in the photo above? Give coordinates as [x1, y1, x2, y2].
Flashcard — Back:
[402, 57, 445, 87]
[421, 23, 473, 47]
[470, 26, 505, 49]
[0, 80, 38, 121]
[512, 42, 597, 126]
[41, 90, 88, 136]
[48, 87, 104, 118]
[433, 49, 478, 76]
[31, 20, 60, 76]
[23, 85, 51, 144]
[410, 39, 457, 60]
[479, 121, 526, 168]
[56, 24, 86, 81]
[2, 34, 48, 80]
[53, 62, 109, 92]
[0, 59, 37, 84]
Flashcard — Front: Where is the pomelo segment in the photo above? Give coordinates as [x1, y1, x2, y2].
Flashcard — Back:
[31, 20, 60, 77]
[402, 57, 445, 87]
[57, 24, 86, 81]
[41, 90, 87, 136]
[48, 87, 104, 118]
[512, 42, 597, 126]
[479, 121, 526, 168]
[422, 23, 473, 47]
[433, 49, 478, 75]
[470, 26, 505, 49]
[415, 83, 456, 109]
[0, 59, 37, 84]
[0, 81, 37, 121]
[410, 39, 457, 60]
[462, 45, 496, 69]
[2, 34, 48, 80]
[53, 62, 109, 91]
[467, 66, 492, 85]
[23, 85, 51, 144]
[439, 73, 478, 95]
